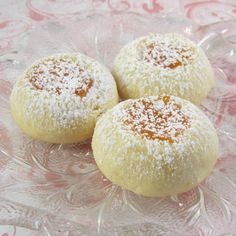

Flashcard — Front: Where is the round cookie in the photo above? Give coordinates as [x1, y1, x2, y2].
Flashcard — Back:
[92, 95, 218, 197]
[112, 33, 214, 104]
[10, 53, 118, 143]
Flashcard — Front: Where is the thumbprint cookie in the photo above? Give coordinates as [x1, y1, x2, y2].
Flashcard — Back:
[92, 95, 218, 197]
[112, 33, 214, 104]
[10, 53, 118, 143]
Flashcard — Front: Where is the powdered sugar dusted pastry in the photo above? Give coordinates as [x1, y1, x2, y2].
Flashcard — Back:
[92, 95, 218, 197]
[10, 53, 118, 143]
[112, 33, 214, 104]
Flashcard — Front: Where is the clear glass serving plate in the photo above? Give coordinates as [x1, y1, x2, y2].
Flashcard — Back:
[0, 12, 236, 235]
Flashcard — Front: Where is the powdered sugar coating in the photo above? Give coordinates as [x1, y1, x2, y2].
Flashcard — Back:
[92, 95, 219, 196]
[29, 57, 94, 97]
[95, 95, 214, 163]
[122, 96, 190, 143]
[10, 53, 118, 143]
[112, 33, 214, 104]
[142, 37, 195, 69]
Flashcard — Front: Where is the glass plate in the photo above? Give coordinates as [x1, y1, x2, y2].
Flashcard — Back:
[0, 12, 236, 235]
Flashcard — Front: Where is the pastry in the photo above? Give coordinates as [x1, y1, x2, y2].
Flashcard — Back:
[92, 95, 218, 197]
[112, 33, 214, 104]
[10, 53, 118, 143]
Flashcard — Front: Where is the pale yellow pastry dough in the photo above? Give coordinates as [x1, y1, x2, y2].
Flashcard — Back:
[92, 95, 218, 197]
[112, 33, 214, 104]
[10, 53, 118, 143]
